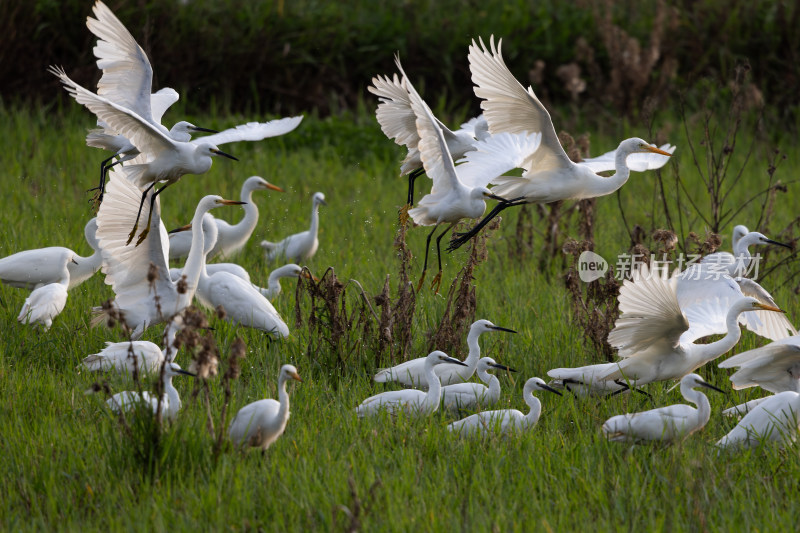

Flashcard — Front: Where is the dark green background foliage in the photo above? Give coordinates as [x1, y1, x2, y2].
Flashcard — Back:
[4, 0, 800, 124]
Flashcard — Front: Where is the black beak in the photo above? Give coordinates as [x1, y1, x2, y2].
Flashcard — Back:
[489, 363, 517, 372]
[540, 384, 563, 396]
[211, 148, 239, 161]
[764, 238, 793, 250]
[71, 258, 79, 264]
[489, 325, 517, 334]
[444, 356, 468, 367]
[190, 126, 219, 133]
[698, 381, 726, 394]
[169, 224, 192, 234]
[177, 369, 196, 377]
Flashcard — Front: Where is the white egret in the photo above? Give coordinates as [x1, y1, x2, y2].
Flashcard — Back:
[447, 377, 562, 437]
[602, 373, 724, 443]
[390, 57, 539, 291]
[447, 36, 674, 250]
[598, 264, 783, 387]
[229, 364, 302, 450]
[169, 176, 284, 260]
[716, 391, 800, 449]
[107, 362, 195, 422]
[547, 363, 633, 397]
[701, 225, 792, 278]
[82, 315, 184, 374]
[373, 319, 516, 389]
[356, 351, 468, 417]
[17, 278, 69, 331]
[258, 264, 317, 300]
[368, 65, 489, 209]
[95, 168, 244, 339]
[260, 192, 326, 263]
[0, 218, 102, 290]
[441, 357, 516, 412]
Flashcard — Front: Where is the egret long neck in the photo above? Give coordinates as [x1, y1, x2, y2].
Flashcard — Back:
[309, 201, 321, 237]
[163, 375, 181, 420]
[692, 306, 744, 369]
[68, 226, 104, 287]
[464, 328, 483, 370]
[523, 389, 542, 430]
[235, 184, 259, 242]
[181, 206, 212, 294]
[423, 364, 443, 414]
[685, 387, 711, 430]
[277, 375, 291, 424]
[586, 151, 632, 197]
[486, 373, 501, 403]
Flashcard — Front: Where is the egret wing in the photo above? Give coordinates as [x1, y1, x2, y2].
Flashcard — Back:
[149, 88, 180, 126]
[195, 117, 304, 147]
[578, 143, 676, 173]
[456, 131, 542, 189]
[468, 36, 572, 173]
[720, 338, 800, 393]
[368, 73, 419, 149]
[735, 278, 797, 341]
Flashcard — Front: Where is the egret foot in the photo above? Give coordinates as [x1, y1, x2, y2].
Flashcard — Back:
[416, 270, 427, 292]
[430, 270, 443, 294]
[135, 227, 150, 247]
[126, 224, 139, 246]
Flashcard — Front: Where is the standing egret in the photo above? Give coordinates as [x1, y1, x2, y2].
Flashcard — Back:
[107, 362, 195, 422]
[0, 218, 103, 290]
[701, 225, 792, 277]
[260, 192, 327, 263]
[716, 391, 800, 449]
[17, 277, 69, 332]
[441, 357, 516, 412]
[373, 319, 516, 389]
[391, 57, 538, 291]
[602, 374, 724, 443]
[447, 377, 561, 437]
[258, 264, 317, 300]
[356, 351, 468, 417]
[229, 364, 302, 451]
[82, 315, 184, 374]
[95, 167, 244, 339]
[368, 65, 489, 210]
[598, 264, 783, 387]
[447, 36, 674, 250]
[718, 336, 800, 416]
[169, 176, 284, 260]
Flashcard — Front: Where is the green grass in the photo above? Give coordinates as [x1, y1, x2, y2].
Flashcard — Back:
[1, 102, 800, 531]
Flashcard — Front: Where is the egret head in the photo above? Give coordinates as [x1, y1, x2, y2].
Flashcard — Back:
[246, 176, 284, 193]
[477, 357, 516, 374]
[470, 319, 517, 335]
[620, 137, 673, 157]
[312, 192, 327, 206]
[198, 143, 238, 161]
[426, 350, 468, 367]
[525, 377, 563, 396]
[166, 362, 196, 378]
[681, 373, 725, 394]
[280, 364, 303, 383]
[737, 296, 783, 314]
[738, 230, 792, 251]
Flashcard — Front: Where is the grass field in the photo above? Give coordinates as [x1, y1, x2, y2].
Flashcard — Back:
[1, 102, 800, 531]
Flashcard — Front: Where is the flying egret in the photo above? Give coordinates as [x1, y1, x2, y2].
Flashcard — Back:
[95, 167, 245, 339]
[701, 225, 792, 278]
[356, 351, 468, 417]
[0, 218, 103, 290]
[169, 176, 284, 260]
[373, 319, 516, 389]
[718, 336, 800, 416]
[391, 57, 539, 291]
[547, 363, 634, 397]
[597, 264, 784, 387]
[602, 374, 724, 443]
[441, 357, 516, 412]
[17, 277, 69, 331]
[260, 192, 326, 263]
[447, 377, 562, 437]
[229, 364, 302, 450]
[368, 65, 489, 210]
[716, 391, 800, 449]
[447, 36, 674, 250]
[81, 315, 184, 374]
[107, 362, 195, 422]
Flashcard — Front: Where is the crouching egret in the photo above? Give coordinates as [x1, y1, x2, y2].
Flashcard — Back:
[447, 36, 673, 250]
[169, 176, 284, 260]
[373, 319, 516, 389]
[602, 374, 724, 443]
[701, 225, 792, 278]
[441, 357, 516, 412]
[17, 278, 69, 331]
[261, 192, 326, 263]
[106, 362, 195, 421]
[716, 391, 800, 449]
[229, 364, 302, 450]
[356, 351, 467, 417]
[447, 377, 561, 437]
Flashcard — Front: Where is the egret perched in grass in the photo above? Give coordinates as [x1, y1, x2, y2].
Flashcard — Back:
[0, 218, 102, 290]
[716, 391, 800, 449]
[357, 351, 467, 417]
[17, 278, 69, 331]
[598, 264, 784, 387]
[441, 357, 516, 412]
[373, 319, 516, 388]
[447, 36, 674, 250]
[229, 364, 302, 451]
[82, 316, 184, 374]
[169, 176, 284, 260]
[258, 264, 317, 300]
[602, 374, 724, 443]
[447, 377, 561, 437]
[261, 192, 326, 263]
[701, 225, 792, 277]
[390, 57, 538, 291]
[368, 62, 489, 210]
[107, 362, 195, 422]
[95, 168, 244, 339]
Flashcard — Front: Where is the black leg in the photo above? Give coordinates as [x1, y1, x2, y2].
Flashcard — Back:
[416, 223, 440, 292]
[126, 181, 159, 245]
[135, 181, 173, 246]
[430, 223, 456, 293]
[406, 168, 425, 207]
[447, 197, 527, 252]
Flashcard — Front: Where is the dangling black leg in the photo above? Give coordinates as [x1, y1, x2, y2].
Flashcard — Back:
[126, 181, 159, 245]
[430, 222, 456, 294]
[447, 196, 528, 252]
[407, 168, 425, 207]
[135, 182, 174, 246]
[88, 154, 119, 209]
[416, 223, 440, 292]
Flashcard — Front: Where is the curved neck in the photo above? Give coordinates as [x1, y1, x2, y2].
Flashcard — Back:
[684, 387, 711, 429]
[277, 375, 291, 422]
[523, 390, 542, 429]
[309, 201, 320, 236]
[588, 152, 632, 197]
[464, 328, 483, 369]
[264, 269, 284, 299]
[163, 376, 181, 419]
[693, 306, 744, 367]
[234, 185, 259, 238]
[182, 207, 212, 290]
[423, 363, 442, 414]
[486, 373, 501, 402]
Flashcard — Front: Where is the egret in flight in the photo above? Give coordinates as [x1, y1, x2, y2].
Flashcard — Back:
[447, 36, 673, 250]
[17, 278, 69, 332]
[261, 192, 326, 264]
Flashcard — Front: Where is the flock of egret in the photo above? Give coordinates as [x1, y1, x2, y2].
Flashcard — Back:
[3, 1, 799, 453]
